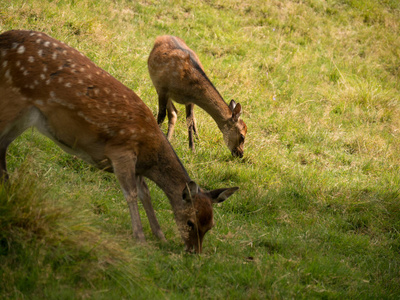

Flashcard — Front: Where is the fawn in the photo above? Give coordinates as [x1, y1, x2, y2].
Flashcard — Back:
[148, 35, 247, 157]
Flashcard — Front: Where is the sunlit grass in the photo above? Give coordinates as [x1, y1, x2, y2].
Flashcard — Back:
[1, 0, 399, 298]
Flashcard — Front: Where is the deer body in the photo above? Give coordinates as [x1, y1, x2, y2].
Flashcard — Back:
[148, 35, 247, 157]
[0, 30, 238, 253]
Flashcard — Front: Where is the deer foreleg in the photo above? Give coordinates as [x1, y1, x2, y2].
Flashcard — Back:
[110, 152, 145, 242]
[185, 103, 198, 151]
[137, 176, 166, 241]
[157, 91, 168, 126]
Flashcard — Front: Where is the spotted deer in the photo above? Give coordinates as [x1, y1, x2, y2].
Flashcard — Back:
[0, 30, 239, 253]
[148, 35, 247, 157]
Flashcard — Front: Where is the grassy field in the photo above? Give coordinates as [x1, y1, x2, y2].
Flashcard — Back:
[1, 0, 400, 298]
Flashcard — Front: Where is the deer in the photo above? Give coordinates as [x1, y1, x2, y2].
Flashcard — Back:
[0, 30, 239, 253]
[147, 35, 247, 158]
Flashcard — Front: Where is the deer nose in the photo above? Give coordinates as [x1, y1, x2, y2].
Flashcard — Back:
[232, 149, 243, 158]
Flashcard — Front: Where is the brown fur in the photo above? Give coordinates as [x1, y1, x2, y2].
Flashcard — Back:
[148, 35, 247, 157]
[0, 30, 239, 253]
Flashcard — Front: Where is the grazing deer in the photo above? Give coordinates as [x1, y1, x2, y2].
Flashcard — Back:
[147, 35, 247, 157]
[0, 30, 239, 253]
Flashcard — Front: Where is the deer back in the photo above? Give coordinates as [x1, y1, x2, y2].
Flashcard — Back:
[0, 30, 162, 170]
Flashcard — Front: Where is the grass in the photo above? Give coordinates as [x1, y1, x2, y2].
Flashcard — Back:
[1, 0, 400, 298]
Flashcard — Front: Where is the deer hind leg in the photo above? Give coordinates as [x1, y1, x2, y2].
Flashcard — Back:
[109, 151, 145, 242]
[0, 106, 42, 182]
[185, 103, 198, 151]
[136, 176, 166, 241]
[166, 100, 178, 140]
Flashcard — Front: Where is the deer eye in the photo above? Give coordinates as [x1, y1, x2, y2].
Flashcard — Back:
[187, 220, 195, 230]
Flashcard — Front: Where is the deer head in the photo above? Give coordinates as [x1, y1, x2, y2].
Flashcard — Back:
[178, 181, 238, 253]
[222, 100, 247, 158]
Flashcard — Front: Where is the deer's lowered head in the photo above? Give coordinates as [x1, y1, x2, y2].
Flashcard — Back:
[221, 100, 247, 158]
[175, 182, 238, 253]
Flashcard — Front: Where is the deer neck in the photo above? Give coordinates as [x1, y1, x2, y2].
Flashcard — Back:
[195, 87, 232, 131]
[144, 137, 191, 210]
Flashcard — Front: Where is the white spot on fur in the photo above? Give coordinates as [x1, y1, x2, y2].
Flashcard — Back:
[36, 39, 42, 44]
[34, 100, 44, 106]
[30, 32, 36, 36]
[43, 66, 48, 72]
[119, 129, 126, 135]
[40, 74, 46, 80]
[28, 56, 35, 63]
[53, 43, 59, 48]
[50, 91, 56, 98]
[58, 77, 64, 83]
[87, 74, 92, 80]
[23, 70, 29, 76]
[65, 82, 72, 88]
[38, 49, 43, 57]
[5, 69, 11, 80]
[1, 50, 7, 57]
[2, 61, 7, 68]
[52, 52, 57, 60]
[44, 41, 50, 47]
[17, 45, 25, 54]
[11, 43, 19, 49]
[80, 67, 85, 72]
[46, 79, 51, 85]
[78, 79, 83, 84]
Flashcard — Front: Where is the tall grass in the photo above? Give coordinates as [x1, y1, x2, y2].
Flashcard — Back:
[1, 0, 399, 298]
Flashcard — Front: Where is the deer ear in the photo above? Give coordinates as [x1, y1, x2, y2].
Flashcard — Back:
[231, 102, 242, 122]
[182, 181, 199, 203]
[209, 187, 239, 204]
[228, 99, 237, 111]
